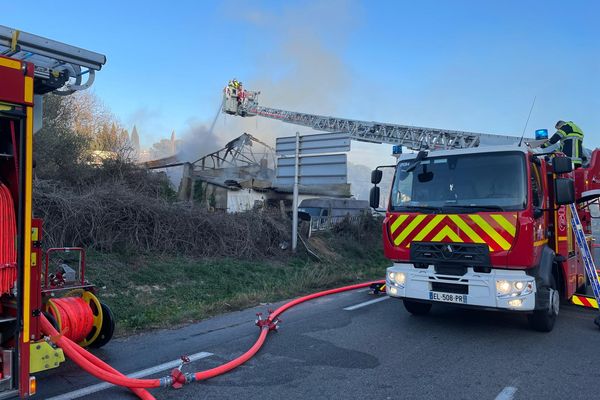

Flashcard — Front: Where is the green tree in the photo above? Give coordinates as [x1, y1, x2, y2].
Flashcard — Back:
[34, 94, 91, 181]
[120, 129, 129, 145]
[131, 125, 140, 153]
[33, 92, 134, 183]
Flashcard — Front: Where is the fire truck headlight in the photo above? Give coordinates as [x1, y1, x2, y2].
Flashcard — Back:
[388, 271, 406, 286]
[393, 272, 406, 286]
[496, 280, 511, 295]
[508, 298, 523, 308]
[512, 281, 534, 296]
[497, 280, 534, 297]
[522, 281, 534, 295]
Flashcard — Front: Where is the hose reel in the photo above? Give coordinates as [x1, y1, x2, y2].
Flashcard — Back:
[45, 290, 114, 348]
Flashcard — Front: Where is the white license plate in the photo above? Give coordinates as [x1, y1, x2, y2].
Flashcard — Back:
[429, 291, 467, 304]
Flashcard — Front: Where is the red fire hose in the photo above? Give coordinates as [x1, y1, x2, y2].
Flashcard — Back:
[41, 280, 384, 399]
[0, 182, 17, 295]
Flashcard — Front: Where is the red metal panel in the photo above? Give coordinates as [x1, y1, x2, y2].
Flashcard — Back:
[0, 68, 25, 104]
[386, 213, 518, 252]
[18, 332, 29, 398]
[0, 57, 25, 105]
[383, 211, 529, 269]
[574, 150, 598, 196]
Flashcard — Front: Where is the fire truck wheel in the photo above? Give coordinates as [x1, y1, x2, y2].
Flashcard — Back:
[527, 277, 558, 332]
[88, 302, 115, 348]
[403, 299, 432, 316]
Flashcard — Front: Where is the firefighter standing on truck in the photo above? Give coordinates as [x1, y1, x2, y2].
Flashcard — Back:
[542, 120, 585, 167]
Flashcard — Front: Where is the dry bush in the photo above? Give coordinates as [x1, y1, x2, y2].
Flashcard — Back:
[32, 92, 292, 260]
[33, 180, 289, 259]
[332, 214, 382, 242]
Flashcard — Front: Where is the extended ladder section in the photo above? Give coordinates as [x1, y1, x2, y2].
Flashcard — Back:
[569, 203, 600, 326]
[0, 25, 106, 95]
[250, 105, 525, 150]
[223, 85, 525, 151]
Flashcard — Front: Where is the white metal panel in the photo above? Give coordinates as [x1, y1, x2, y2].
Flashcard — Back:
[275, 154, 347, 186]
[276, 132, 350, 155]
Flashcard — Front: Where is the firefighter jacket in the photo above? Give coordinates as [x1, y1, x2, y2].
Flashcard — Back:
[543, 121, 584, 166]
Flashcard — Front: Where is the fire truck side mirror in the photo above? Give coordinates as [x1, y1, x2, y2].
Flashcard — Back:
[554, 178, 575, 205]
[552, 157, 573, 174]
[370, 186, 381, 209]
[371, 169, 383, 184]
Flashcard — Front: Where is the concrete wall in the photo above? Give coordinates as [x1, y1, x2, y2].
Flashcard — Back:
[195, 181, 268, 213]
[196, 182, 228, 211]
[227, 190, 267, 213]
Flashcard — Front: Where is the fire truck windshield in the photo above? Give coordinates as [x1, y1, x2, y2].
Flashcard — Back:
[390, 151, 527, 212]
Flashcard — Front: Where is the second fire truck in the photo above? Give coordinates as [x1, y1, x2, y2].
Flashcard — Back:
[370, 145, 600, 331]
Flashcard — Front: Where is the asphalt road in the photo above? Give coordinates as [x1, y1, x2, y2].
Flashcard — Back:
[38, 288, 600, 400]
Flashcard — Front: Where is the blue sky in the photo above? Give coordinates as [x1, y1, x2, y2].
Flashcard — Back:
[3, 0, 599, 167]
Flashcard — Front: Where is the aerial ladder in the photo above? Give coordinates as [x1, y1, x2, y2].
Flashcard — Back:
[222, 82, 526, 151]
[0, 25, 109, 398]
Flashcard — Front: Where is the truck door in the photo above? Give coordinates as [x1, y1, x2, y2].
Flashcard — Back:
[531, 160, 547, 248]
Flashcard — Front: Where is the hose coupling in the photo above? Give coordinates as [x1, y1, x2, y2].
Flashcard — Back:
[169, 369, 196, 389]
[159, 376, 173, 388]
[169, 355, 194, 389]
[256, 311, 280, 332]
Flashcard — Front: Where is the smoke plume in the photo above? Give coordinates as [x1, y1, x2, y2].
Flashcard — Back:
[213, 0, 360, 145]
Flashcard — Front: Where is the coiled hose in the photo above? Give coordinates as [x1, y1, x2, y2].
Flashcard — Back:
[41, 280, 384, 399]
[0, 182, 17, 295]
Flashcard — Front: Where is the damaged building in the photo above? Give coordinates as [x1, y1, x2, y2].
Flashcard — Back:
[143, 133, 351, 213]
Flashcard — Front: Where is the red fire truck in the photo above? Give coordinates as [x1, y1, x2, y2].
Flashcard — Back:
[0, 26, 112, 398]
[370, 145, 600, 331]
[220, 82, 600, 332]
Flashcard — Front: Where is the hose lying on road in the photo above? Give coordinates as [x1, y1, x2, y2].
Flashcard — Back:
[41, 280, 385, 399]
[41, 316, 158, 399]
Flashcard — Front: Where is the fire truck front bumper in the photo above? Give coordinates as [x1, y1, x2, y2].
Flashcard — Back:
[386, 263, 537, 311]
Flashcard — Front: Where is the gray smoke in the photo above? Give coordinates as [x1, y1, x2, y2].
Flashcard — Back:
[213, 0, 359, 144]
[177, 105, 223, 164]
[173, 1, 387, 197]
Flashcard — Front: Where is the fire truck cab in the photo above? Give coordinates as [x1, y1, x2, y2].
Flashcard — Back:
[371, 145, 600, 332]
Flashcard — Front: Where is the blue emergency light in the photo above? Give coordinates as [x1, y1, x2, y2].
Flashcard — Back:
[535, 129, 549, 140]
[392, 145, 402, 155]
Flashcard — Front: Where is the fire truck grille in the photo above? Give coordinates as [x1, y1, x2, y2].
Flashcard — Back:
[410, 242, 490, 266]
[434, 265, 467, 276]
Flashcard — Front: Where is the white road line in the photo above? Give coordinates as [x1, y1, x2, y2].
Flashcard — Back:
[343, 296, 389, 311]
[494, 386, 518, 400]
[46, 351, 213, 400]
